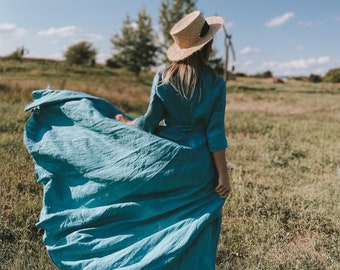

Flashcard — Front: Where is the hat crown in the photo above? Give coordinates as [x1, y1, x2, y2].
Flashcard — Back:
[170, 11, 206, 49]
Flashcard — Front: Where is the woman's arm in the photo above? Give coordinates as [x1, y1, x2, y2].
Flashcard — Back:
[206, 80, 227, 152]
[212, 149, 231, 199]
[116, 73, 164, 132]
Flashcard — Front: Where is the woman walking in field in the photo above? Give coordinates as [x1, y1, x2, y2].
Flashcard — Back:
[24, 11, 230, 269]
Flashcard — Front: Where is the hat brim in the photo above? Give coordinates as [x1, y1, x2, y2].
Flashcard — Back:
[166, 16, 224, 62]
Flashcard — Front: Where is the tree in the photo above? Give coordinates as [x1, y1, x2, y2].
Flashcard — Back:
[323, 68, 340, 83]
[262, 70, 273, 78]
[158, 0, 197, 53]
[110, 8, 159, 77]
[6, 46, 29, 61]
[64, 41, 97, 66]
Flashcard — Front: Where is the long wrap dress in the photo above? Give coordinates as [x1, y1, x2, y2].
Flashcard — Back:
[24, 68, 228, 269]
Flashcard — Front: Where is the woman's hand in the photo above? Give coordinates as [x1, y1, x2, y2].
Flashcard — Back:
[115, 114, 136, 126]
[215, 176, 231, 199]
[212, 149, 231, 199]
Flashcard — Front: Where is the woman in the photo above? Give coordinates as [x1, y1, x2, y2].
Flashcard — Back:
[24, 11, 230, 270]
[117, 11, 231, 199]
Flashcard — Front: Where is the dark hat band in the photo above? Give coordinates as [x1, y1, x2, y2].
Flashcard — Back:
[198, 21, 210, 38]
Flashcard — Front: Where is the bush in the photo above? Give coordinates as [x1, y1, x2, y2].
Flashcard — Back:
[106, 58, 122, 69]
[64, 41, 97, 66]
[254, 70, 273, 78]
[308, 74, 322, 83]
[292, 76, 306, 81]
[5, 47, 29, 61]
[235, 72, 247, 77]
[323, 68, 340, 83]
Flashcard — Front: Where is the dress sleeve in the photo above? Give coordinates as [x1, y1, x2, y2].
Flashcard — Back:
[134, 74, 165, 132]
[206, 81, 228, 152]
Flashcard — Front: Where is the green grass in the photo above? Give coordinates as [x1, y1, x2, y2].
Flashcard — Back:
[1, 59, 339, 269]
[0, 101, 55, 269]
[217, 81, 340, 269]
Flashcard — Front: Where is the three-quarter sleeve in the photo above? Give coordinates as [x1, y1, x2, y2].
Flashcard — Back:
[206, 82, 228, 152]
[134, 74, 165, 132]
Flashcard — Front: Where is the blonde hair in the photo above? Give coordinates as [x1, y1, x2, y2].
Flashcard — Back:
[161, 40, 215, 99]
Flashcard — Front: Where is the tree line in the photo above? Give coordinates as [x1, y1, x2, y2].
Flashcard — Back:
[66, 0, 200, 77]
[4, 0, 229, 79]
[3, 0, 340, 83]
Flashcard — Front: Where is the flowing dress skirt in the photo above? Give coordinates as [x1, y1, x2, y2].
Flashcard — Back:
[24, 89, 225, 270]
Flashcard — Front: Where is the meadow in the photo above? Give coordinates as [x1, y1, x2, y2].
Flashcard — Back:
[0, 59, 339, 269]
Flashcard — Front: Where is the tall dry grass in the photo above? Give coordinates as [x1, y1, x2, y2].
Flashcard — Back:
[217, 80, 339, 269]
[0, 59, 339, 269]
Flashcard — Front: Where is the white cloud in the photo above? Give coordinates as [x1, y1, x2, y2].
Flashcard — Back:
[0, 23, 25, 39]
[240, 46, 261, 55]
[334, 16, 340, 21]
[0, 23, 16, 33]
[96, 53, 109, 64]
[297, 21, 313, 28]
[243, 60, 253, 67]
[47, 52, 63, 61]
[265, 12, 294, 28]
[83, 33, 103, 42]
[296, 45, 304, 51]
[261, 61, 276, 68]
[225, 22, 234, 30]
[297, 21, 323, 28]
[261, 56, 331, 75]
[279, 56, 330, 69]
[37, 26, 102, 45]
[27, 50, 64, 61]
[38, 26, 80, 38]
[312, 67, 326, 75]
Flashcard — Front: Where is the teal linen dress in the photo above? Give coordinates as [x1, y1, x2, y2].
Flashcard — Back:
[24, 68, 228, 269]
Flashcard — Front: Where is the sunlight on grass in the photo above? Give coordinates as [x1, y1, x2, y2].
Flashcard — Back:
[1, 59, 339, 269]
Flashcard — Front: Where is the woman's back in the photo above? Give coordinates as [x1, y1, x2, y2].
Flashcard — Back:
[157, 69, 226, 128]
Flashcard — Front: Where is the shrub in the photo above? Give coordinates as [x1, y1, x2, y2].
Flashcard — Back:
[5, 47, 29, 61]
[323, 68, 340, 83]
[254, 70, 273, 78]
[64, 41, 97, 66]
[235, 72, 247, 77]
[106, 58, 122, 69]
[308, 74, 322, 83]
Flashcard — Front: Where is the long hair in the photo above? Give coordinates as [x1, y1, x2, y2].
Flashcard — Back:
[162, 40, 215, 100]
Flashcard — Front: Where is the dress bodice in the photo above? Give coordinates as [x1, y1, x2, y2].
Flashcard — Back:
[135, 70, 228, 152]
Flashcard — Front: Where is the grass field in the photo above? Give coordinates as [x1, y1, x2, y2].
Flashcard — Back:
[0, 59, 339, 269]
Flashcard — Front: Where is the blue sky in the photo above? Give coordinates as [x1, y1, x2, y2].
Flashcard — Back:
[1, 0, 339, 76]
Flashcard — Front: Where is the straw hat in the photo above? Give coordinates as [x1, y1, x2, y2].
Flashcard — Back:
[166, 11, 224, 62]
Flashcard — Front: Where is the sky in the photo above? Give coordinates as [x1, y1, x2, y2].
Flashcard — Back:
[1, 0, 339, 77]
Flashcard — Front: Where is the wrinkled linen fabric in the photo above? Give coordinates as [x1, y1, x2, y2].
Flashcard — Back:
[24, 89, 226, 270]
